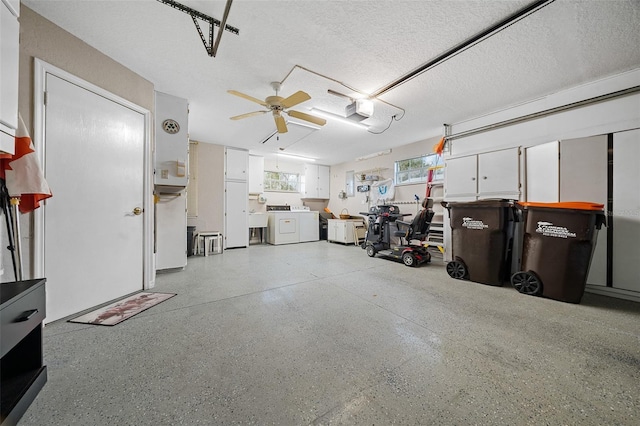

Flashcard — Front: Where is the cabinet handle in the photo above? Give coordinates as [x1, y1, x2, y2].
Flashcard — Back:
[15, 309, 39, 322]
[483, 176, 488, 180]
[471, 177, 476, 181]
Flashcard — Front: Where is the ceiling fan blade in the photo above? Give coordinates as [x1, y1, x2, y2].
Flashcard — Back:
[227, 90, 268, 107]
[280, 91, 311, 109]
[274, 114, 288, 133]
[287, 110, 327, 126]
[230, 110, 268, 120]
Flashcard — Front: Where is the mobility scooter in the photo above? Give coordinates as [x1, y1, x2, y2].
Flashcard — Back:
[361, 199, 435, 267]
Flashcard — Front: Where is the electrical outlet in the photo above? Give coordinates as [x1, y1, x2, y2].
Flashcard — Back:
[161, 169, 169, 179]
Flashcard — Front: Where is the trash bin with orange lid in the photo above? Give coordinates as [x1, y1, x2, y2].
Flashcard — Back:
[442, 199, 518, 286]
[511, 201, 606, 303]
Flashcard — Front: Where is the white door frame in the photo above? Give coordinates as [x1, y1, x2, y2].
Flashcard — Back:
[32, 59, 155, 290]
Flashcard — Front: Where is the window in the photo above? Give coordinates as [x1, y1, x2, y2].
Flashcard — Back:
[395, 153, 443, 185]
[264, 170, 300, 192]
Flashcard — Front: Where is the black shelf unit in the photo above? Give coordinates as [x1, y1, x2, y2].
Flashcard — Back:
[1, 278, 47, 425]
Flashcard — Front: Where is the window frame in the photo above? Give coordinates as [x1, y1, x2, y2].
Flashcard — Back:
[394, 153, 444, 185]
[264, 170, 301, 193]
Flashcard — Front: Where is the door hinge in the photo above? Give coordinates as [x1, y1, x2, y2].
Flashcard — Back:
[44, 91, 48, 106]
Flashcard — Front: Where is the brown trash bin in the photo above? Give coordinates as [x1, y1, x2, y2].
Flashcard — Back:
[442, 200, 517, 286]
[511, 202, 606, 303]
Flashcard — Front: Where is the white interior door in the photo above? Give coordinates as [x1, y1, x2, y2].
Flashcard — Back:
[42, 72, 147, 322]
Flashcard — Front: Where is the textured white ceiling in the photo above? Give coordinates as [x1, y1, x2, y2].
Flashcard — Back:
[23, 0, 640, 165]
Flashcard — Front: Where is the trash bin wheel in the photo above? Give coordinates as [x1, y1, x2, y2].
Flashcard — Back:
[402, 252, 416, 267]
[446, 260, 467, 280]
[366, 244, 377, 257]
[511, 271, 542, 296]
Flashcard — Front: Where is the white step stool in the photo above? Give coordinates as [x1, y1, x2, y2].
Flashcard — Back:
[195, 231, 223, 256]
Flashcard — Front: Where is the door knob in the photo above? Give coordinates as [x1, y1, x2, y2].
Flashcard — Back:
[132, 207, 143, 215]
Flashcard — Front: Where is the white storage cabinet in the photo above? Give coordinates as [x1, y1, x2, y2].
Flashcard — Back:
[0, 0, 20, 154]
[154, 92, 189, 186]
[303, 164, 330, 199]
[444, 147, 521, 200]
[327, 219, 361, 244]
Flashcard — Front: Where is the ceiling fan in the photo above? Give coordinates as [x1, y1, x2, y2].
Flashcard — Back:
[228, 82, 326, 133]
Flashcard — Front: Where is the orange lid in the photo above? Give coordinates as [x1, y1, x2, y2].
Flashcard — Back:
[518, 201, 604, 211]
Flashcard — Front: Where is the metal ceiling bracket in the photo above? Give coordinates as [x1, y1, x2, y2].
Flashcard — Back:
[157, 0, 239, 57]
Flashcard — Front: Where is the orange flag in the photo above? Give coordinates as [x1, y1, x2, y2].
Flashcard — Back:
[0, 114, 52, 213]
[434, 137, 445, 155]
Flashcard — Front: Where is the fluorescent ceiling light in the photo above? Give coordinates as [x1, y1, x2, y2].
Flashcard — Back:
[277, 153, 316, 162]
[356, 149, 392, 161]
[309, 108, 369, 130]
[289, 120, 321, 131]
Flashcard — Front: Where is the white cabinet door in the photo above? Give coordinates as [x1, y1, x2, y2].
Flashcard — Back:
[612, 129, 640, 293]
[444, 155, 477, 198]
[225, 147, 248, 181]
[225, 180, 248, 248]
[560, 136, 607, 203]
[560, 136, 608, 287]
[317, 165, 330, 198]
[3, 0, 19, 16]
[303, 164, 330, 199]
[327, 219, 337, 242]
[0, 1, 19, 154]
[154, 92, 189, 186]
[525, 141, 559, 202]
[327, 219, 343, 242]
[155, 192, 187, 270]
[248, 155, 264, 194]
[477, 147, 520, 199]
[303, 164, 319, 197]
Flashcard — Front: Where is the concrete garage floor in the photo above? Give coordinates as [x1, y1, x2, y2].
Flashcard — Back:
[21, 242, 640, 425]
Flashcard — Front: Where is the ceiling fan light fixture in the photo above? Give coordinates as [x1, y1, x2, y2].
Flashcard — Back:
[277, 153, 316, 162]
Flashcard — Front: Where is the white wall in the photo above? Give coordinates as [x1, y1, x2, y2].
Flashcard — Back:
[328, 136, 442, 220]
[187, 142, 224, 234]
[1, 6, 155, 282]
[448, 68, 640, 156]
[248, 158, 329, 213]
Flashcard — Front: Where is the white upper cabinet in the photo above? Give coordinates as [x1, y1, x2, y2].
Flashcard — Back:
[3, 0, 19, 16]
[444, 154, 477, 199]
[317, 164, 330, 199]
[303, 164, 330, 199]
[477, 147, 520, 199]
[445, 147, 521, 200]
[0, 0, 19, 154]
[248, 154, 264, 194]
[225, 147, 248, 181]
[154, 92, 189, 186]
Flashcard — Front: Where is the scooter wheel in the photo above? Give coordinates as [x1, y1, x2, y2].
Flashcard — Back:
[511, 271, 542, 296]
[366, 245, 377, 257]
[402, 252, 416, 267]
[446, 260, 467, 280]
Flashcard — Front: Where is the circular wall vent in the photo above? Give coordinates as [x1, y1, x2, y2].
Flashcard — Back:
[162, 119, 180, 134]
